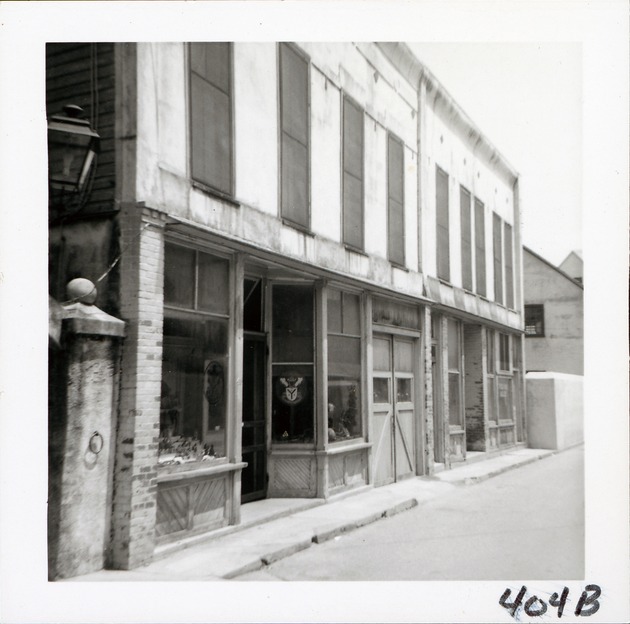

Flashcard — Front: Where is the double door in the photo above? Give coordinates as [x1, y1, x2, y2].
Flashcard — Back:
[372, 335, 417, 486]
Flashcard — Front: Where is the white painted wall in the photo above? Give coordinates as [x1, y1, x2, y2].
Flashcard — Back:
[133, 43, 519, 312]
[310, 65, 341, 241]
[234, 43, 278, 215]
[526, 372, 583, 449]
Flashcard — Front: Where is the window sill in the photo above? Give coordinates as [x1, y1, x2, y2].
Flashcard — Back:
[390, 262, 409, 272]
[191, 180, 241, 208]
[344, 244, 368, 257]
[281, 218, 315, 237]
[157, 461, 247, 484]
[320, 440, 371, 455]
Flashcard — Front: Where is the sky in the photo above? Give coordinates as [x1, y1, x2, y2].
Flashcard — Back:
[410, 42, 582, 266]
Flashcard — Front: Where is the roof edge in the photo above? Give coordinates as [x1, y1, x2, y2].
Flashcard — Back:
[376, 42, 519, 184]
[524, 245, 584, 290]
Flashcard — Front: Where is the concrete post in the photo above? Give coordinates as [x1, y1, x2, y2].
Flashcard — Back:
[48, 279, 125, 580]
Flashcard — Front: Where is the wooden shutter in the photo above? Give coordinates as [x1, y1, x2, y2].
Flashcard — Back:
[474, 199, 486, 296]
[460, 186, 472, 291]
[436, 167, 450, 280]
[504, 222, 514, 309]
[387, 134, 405, 266]
[493, 213, 503, 304]
[190, 43, 233, 195]
[343, 96, 364, 249]
[280, 44, 309, 228]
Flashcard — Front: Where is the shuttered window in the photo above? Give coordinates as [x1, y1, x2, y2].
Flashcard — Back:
[504, 222, 514, 309]
[190, 43, 233, 196]
[475, 198, 486, 296]
[436, 167, 450, 281]
[280, 43, 310, 229]
[460, 186, 473, 291]
[493, 213, 503, 305]
[387, 134, 405, 266]
[342, 96, 364, 250]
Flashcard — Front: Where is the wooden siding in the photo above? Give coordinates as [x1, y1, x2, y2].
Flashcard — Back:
[46, 43, 116, 214]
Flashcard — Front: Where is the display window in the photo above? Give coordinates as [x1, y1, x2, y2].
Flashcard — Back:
[327, 289, 362, 442]
[447, 319, 463, 428]
[271, 284, 314, 443]
[159, 243, 231, 471]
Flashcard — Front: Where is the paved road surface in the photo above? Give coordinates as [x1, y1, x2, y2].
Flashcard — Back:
[237, 445, 584, 581]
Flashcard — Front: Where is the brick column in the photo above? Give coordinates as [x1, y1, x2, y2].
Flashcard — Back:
[422, 306, 435, 475]
[463, 324, 486, 451]
[110, 204, 165, 570]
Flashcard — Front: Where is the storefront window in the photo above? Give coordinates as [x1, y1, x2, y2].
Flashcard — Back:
[272, 284, 314, 443]
[159, 244, 230, 470]
[499, 333, 510, 372]
[497, 376, 513, 423]
[327, 289, 362, 442]
[447, 319, 462, 428]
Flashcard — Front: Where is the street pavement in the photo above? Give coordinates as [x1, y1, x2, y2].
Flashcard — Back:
[72, 445, 581, 582]
[236, 445, 584, 581]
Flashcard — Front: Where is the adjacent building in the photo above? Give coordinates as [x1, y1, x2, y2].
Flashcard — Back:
[523, 247, 584, 375]
[48, 42, 526, 576]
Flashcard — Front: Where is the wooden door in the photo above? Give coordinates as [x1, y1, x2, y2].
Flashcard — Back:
[241, 335, 267, 502]
[372, 335, 416, 486]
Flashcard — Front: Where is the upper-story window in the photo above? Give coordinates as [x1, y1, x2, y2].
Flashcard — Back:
[189, 43, 233, 197]
[342, 95, 364, 251]
[460, 186, 473, 291]
[436, 166, 450, 281]
[493, 212, 503, 305]
[474, 198, 486, 297]
[279, 43, 310, 230]
[524, 304, 545, 337]
[504, 222, 514, 309]
[387, 133, 405, 266]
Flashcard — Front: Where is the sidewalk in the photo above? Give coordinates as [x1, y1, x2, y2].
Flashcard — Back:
[70, 446, 561, 582]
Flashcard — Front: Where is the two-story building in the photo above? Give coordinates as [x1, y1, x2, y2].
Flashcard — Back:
[47, 42, 526, 575]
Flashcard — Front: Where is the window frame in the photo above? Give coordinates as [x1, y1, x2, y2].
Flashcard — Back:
[160, 240, 233, 470]
[341, 93, 365, 252]
[436, 166, 450, 282]
[493, 212, 503, 305]
[474, 198, 486, 297]
[524, 304, 545, 337]
[504, 221, 514, 309]
[188, 42, 235, 200]
[446, 318, 463, 430]
[278, 42, 311, 233]
[326, 288, 364, 444]
[460, 185, 473, 291]
[387, 132, 405, 267]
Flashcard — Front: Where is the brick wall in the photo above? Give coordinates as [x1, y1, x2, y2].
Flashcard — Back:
[463, 324, 485, 451]
[110, 204, 165, 569]
[422, 306, 435, 474]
